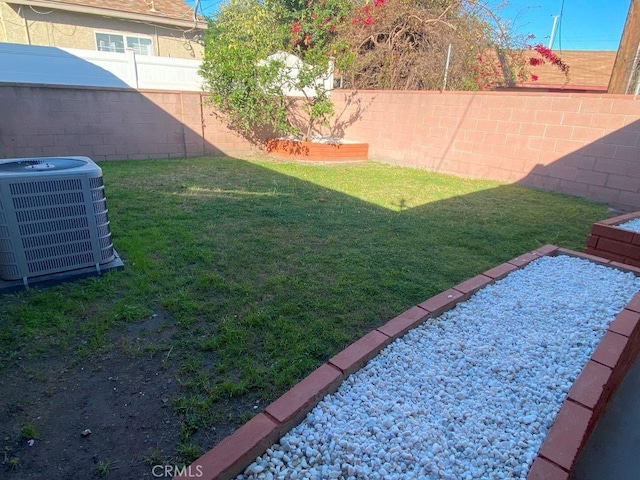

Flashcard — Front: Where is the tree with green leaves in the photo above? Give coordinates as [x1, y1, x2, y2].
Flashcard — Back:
[200, 0, 351, 141]
[200, 0, 568, 142]
[200, 0, 292, 139]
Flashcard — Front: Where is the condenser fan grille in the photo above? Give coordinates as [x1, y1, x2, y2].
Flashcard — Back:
[21, 229, 91, 249]
[11, 178, 113, 277]
[18, 217, 89, 236]
[0, 156, 118, 283]
[9, 178, 82, 195]
[29, 253, 96, 275]
[12, 192, 86, 209]
[15, 205, 87, 223]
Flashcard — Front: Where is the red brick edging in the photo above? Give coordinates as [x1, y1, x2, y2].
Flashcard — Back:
[585, 211, 640, 267]
[176, 245, 640, 480]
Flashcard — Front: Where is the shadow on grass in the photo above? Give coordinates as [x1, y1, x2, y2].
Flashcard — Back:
[0, 157, 608, 479]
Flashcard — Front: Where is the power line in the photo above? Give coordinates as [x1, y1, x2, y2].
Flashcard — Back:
[196, 0, 227, 16]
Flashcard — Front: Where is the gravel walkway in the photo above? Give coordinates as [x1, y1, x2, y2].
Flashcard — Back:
[238, 255, 640, 480]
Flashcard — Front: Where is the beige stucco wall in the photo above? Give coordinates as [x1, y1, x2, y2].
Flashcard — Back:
[0, 3, 24, 42]
[0, 3, 203, 59]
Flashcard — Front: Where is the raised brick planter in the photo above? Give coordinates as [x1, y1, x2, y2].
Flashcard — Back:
[585, 212, 640, 267]
[265, 138, 369, 161]
[176, 245, 640, 480]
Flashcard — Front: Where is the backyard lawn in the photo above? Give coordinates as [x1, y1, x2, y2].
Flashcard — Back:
[0, 157, 610, 479]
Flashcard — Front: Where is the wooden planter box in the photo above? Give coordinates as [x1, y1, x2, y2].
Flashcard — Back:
[585, 212, 640, 267]
[266, 138, 368, 161]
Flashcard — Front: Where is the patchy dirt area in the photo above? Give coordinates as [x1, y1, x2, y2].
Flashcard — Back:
[0, 313, 192, 480]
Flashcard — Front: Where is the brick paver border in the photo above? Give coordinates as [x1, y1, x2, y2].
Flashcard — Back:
[176, 245, 640, 480]
[585, 211, 640, 267]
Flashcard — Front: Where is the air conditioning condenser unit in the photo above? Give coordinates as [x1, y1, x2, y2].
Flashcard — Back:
[0, 156, 123, 290]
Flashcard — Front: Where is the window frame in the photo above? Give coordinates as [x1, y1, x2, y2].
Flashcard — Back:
[95, 31, 154, 56]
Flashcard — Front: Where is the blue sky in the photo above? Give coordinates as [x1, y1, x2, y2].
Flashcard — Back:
[191, 0, 223, 18]
[494, 0, 630, 50]
[191, 0, 631, 51]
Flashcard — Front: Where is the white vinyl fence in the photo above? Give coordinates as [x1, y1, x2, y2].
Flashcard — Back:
[0, 42, 203, 91]
[0, 43, 334, 95]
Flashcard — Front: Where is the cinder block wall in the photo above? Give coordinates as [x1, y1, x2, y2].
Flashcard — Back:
[0, 84, 257, 161]
[2, 84, 640, 211]
[330, 90, 640, 211]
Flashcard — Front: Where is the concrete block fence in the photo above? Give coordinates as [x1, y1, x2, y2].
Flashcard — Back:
[3, 84, 640, 210]
[0, 84, 259, 162]
[330, 90, 640, 211]
[175, 245, 640, 480]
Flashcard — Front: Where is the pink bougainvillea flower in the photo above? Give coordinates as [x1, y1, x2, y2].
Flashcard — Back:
[532, 43, 569, 74]
[364, 16, 373, 25]
[291, 21, 301, 33]
[531, 74, 539, 81]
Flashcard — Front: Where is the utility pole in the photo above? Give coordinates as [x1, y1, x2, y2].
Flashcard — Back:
[548, 15, 560, 49]
[609, 0, 640, 94]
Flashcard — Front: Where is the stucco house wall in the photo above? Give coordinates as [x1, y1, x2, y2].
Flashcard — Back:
[0, 2, 203, 59]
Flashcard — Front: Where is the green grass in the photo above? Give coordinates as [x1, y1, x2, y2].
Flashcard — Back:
[19, 422, 37, 440]
[95, 460, 114, 478]
[0, 157, 609, 462]
[3, 449, 19, 470]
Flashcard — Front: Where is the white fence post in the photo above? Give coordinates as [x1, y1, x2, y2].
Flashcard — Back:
[125, 48, 138, 89]
[325, 56, 335, 91]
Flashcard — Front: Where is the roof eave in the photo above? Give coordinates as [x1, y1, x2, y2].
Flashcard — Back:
[6, 0, 204, 30]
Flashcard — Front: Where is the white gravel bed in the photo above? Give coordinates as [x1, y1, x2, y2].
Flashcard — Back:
[617, 217, 640, 232]
[238, 255, 640, 480]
